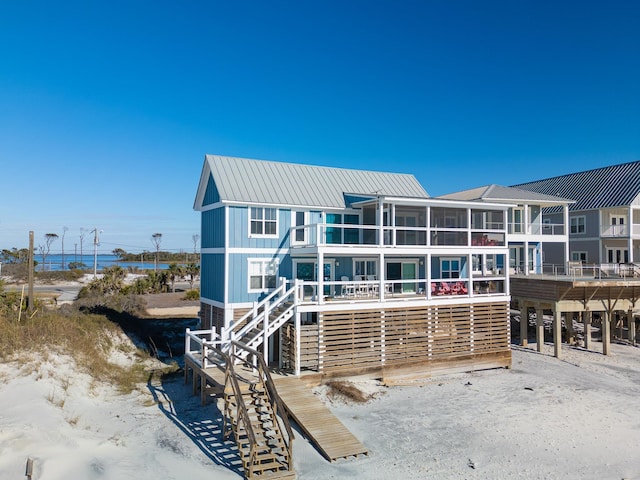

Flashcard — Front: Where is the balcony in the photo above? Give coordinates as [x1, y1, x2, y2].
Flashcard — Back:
[600, 224, 637, 237]
[291, 275, 507, 306]
[291, 223, 507, 249]
[508, 222, 565, 236]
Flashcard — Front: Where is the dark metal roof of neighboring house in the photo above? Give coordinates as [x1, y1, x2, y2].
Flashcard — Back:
[438, 184, 573, 206]
[199, 154, 429, 209]
[512, 160, 640, 212]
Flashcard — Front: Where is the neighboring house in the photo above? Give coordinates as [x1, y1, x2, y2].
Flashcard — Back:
[513, 160, 640, 269]
[438, 185, 574, 275]
[193, 154, 513, 378]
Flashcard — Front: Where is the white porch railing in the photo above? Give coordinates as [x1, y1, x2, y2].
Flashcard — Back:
[290, 223, 508, 248]
[508, 222, 565, 235]
[184, 327, 221, 369]
[601, 224, 631, 237]
[295, 276, 507, 304]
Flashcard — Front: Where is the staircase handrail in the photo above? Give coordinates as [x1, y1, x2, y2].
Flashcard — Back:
[209, 344, 259, 474]
[185, 327, 220, 368]
[232, 281, 296, 344]
[240, 288, 297, 349]
[230, 278, 288, 338]
[230, 340, 295, 471]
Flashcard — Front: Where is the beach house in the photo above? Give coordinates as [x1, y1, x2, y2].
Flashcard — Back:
[193, 154, 514, 379]
[438, 184, 574, 275]
[513, 160, 640, 273]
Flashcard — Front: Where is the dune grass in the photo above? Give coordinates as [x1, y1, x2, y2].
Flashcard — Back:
[0, 307, 177, 393]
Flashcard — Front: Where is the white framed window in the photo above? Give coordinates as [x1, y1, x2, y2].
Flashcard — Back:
[571, 251, 587, 263]
[292, 211, 308, 245]
[248, 258, 279, 292]
[250, 207, 278, 237]
[353, 258, 377, 278]
[440, 258, 461, 279]
[570, 216, 586, 234]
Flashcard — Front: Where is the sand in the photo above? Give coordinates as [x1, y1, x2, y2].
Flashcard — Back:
[2, 338, 640, 479]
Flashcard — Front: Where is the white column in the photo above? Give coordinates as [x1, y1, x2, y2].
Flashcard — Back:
[294, 309, 301, 376]
[379, 252, 385, 302]
[628, 206, 634, 263]
[378, 197, 384, 247]
[564, 204, 570, 270]
[318, 250, 324, 304]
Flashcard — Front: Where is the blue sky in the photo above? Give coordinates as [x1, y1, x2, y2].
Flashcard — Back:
[1, 1, 638, 253]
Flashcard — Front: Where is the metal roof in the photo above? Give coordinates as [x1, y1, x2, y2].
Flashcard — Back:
[513, 160, 640, 212]
[438, 184, 574, 206]
[198, 154, 429, 209]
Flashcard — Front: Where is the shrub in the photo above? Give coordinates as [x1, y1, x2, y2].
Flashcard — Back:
[0, 308, 175, 392]
[183, 289, 200, 301]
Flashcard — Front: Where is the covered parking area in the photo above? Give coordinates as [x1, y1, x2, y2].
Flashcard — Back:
[511, 276, 640, 357]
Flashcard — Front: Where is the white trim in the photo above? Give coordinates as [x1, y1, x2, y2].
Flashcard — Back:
[571, 251, 588, 262]
[248, 206, 279, 238]
[291, 210, 309, 246]
[202, 247, 225, 254]
[570, 215, 586, 234]
[200, 201, 224, 212]
[224, 204, 229, 305]
[247, 257, 280, 293]
[199, 297, 225, 309]
[228, 247, 288, 254]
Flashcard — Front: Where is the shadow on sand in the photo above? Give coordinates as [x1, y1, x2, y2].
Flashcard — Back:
[147, 373, 244, 477]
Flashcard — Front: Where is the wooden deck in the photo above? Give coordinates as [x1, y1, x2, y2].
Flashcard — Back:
[273, 376, 369, 462]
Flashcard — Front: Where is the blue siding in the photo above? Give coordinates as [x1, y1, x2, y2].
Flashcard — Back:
[202, 207, 225, 249]
[201, 253, 224, 302]
[203, 174, 220, 206]
[228, 206, 292, 249]
[228, 252, 291, 303]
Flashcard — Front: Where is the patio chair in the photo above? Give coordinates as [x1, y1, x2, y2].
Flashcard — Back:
[341, 276, 355, 297]
[367, 275, 379, 296]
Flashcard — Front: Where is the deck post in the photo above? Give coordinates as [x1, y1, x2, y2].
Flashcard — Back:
[535, 307, 545, 352]
[583, 310, 592, 350]
[629, 308, 636, 344]
[565, 312, 574, 345]
[602, 310, 611, 356]
[520, 304, 528, 347]
[294, 309, 301, 377]
[553, 308, 562, 358]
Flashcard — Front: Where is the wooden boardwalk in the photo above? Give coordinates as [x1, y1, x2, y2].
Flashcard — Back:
[273, 376, 369, 462]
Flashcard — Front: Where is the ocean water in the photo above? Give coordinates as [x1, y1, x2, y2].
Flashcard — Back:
[33, 253, 175, 272]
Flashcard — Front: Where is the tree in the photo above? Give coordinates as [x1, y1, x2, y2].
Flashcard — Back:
[151, 233, 162, 271]
[192, 234, 200, 254]
[61, 226, 68, 270]
[38, 233, 59, 271]
[79, 228, 87, 261]
[112, 248, 127, 259]
[166, 263, 184, 293]
[184, 262, 200, 290]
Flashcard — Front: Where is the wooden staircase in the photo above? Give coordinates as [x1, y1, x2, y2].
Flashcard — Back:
[215, 345, 296, 480]
[229, 278, 297, 360]
[225, 380, 294, 479]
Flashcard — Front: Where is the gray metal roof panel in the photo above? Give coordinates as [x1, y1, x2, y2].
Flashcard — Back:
[513, 160, 640, 212]
[205, 154, 429, 208]
[439, 184, 573, 205]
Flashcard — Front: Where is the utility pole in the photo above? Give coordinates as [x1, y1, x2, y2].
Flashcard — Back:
[28, 231, 34, 313]
[92, 228, 102, 278]
[61, 226, 68, 270]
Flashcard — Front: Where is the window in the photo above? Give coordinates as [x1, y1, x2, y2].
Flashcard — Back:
[441, 258, 461, 279]
[354, 259, 377, 278]
[250, 207, 277, 236]
[248, 259, 278, 292]
[570, 216, 585, 234]
[571, 252, 587, 263]
[292, 211, 307, 244]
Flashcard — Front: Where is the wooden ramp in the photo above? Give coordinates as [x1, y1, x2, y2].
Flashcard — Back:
[273, 376, 369, 462]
